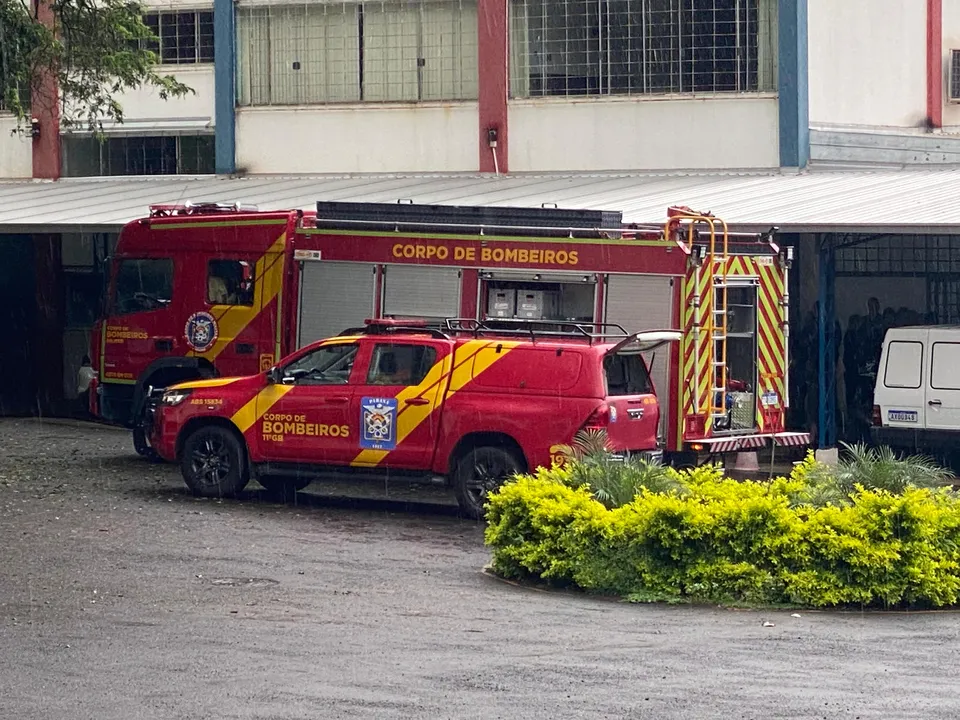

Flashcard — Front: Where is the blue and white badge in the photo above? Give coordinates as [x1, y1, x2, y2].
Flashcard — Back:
[184, 311, 218, 353]
[360, 397, 398, 450]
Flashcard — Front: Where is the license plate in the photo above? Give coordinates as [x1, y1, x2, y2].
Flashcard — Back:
[888, 410, 918, 423]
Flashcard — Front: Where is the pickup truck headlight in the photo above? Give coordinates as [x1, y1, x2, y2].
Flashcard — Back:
[161, 389, 192, 406]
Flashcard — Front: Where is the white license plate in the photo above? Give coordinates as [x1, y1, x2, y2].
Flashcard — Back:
[888, 410, 918, 423]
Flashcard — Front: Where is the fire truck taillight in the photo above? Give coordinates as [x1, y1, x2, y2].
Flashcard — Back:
[872, 405, 882, 427]
[583, 403, 611, 432]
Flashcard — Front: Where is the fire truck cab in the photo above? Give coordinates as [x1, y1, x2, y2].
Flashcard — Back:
[88, 199, 809, 466]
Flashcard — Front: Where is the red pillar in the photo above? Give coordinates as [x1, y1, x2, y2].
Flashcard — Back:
[927, 0, 943, 129]
[32, 0, 61, 179]
[477, 0, 508, 173]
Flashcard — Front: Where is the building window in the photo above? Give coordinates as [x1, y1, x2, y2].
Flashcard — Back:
[236, 1, 478, 106]
[61, 135, 215, 177]
[509, 0, 778, 98]
[142, 10, 215, 64]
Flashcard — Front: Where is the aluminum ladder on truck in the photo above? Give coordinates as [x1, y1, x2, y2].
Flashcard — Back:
[666, 207, 731, 429]
[705, 219, 731, 427]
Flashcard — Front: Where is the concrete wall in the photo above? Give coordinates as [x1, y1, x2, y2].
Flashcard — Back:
[0, 116, 33, 178]
[102, 66, 216, 131]
[235, 103, 478, 173]
[808, 0, 926, 129]
[508, 96, 780, 171]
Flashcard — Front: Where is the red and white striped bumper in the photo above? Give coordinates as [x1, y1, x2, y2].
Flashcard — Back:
[685, 431, 811, 454]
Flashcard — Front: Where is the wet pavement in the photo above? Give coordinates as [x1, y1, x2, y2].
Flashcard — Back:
[2, 417, 960, 719]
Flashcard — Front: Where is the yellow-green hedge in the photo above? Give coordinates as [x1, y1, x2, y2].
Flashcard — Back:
[484, 460, 960, 608]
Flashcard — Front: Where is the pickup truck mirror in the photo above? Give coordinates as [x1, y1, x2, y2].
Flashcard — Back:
[266, 366, 281, 384]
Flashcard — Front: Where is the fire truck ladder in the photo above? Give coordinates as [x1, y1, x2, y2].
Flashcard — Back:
[705, 218, 731, 424]
[667, 208, 731, 427]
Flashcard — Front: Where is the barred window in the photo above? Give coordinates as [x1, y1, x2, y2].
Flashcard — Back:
[143, 11, 215, 64]
[236, 1, 478, 106]
[509, 0, 778, 98]
[61, 135, 216, 176]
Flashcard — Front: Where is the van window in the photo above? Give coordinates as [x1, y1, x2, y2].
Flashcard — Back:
[604, 353, 653, 396]
[931, 342, 960, 390]
[883, 341, 922, 389]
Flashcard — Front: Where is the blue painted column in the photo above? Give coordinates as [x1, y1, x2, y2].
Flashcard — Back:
[778, 0, 809, 168]
[817, 237, 836, 449]
[214, 0, 236, 174]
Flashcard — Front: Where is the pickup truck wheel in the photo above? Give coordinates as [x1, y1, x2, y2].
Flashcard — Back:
[257, 475, 311, 502]
[454, 446, 522, 521]
[180, 426, 249, 498]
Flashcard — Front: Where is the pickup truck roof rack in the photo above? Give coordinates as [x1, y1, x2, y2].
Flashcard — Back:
[442, 318, 631, 344]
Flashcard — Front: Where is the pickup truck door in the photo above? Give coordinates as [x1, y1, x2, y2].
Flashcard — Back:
[349, 339, 452, 470]
[255, 339, 361, 465]
[925, 329, 960, 430]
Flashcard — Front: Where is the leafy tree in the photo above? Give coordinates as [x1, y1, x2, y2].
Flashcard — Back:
[0, 0, 192, 131]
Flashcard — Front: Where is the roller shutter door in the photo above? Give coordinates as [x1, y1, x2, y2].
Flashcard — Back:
[298, 262, 376, 347]
[382, 265, 461, 319]
[604, 274, 676, 420]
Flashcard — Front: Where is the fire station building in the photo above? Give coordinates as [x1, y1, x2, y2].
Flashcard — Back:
[1, 0, 960, 450]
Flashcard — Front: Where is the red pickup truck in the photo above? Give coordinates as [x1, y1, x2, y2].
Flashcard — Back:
[147, 318, 679, 518]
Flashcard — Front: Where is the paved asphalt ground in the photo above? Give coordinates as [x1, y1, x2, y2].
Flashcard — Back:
[2, 418, 960, 720]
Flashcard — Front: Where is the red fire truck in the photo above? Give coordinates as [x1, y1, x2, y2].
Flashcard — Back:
[87, 200, 809, 464]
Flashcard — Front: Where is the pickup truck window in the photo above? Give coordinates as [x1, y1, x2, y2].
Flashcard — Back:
[284, 343, 358, 385]
[604, 353, 653, 396]
[113, 258, 173, 315]
[367, 344, 437, 386]
[883, 341, 922, 389]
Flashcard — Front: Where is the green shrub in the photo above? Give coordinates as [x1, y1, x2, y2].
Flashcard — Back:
[484, 450, 960, 609]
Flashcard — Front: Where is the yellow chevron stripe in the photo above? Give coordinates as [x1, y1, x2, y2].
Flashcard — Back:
[231, 384, 295, 434]
[349, 340, 520, 468]
[172, 377, 241, 390]
[189, 231, 288, 363]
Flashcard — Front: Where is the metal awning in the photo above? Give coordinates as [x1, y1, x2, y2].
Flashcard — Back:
[4, 168, 960, 234]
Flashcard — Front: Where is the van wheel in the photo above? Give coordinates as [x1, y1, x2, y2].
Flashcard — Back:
[257, 475, 311, 502]
[180, 426, 249, 498]
[454, 446, 523, 521]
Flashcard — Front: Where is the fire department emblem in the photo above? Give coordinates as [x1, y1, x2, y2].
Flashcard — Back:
[184, 311, 219, 353]
[360, 397, 398, 451]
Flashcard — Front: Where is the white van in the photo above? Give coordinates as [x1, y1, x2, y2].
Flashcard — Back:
[872, 326, 960, 458]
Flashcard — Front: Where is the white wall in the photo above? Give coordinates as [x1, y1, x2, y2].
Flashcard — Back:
[942, 0, 960, 128]
[808, 0, 926, 129]
[104, 66, 215, 128]
[235, 103, 478, 173]
[0, 116, 33, 178]
[508, 96, 780, 171]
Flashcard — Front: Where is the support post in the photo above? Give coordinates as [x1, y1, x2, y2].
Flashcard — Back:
[214, 0, 236, 174]
[817, 236, 836, 449]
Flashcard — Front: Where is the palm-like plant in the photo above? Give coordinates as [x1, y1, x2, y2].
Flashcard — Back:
[834, 443, 952, 494]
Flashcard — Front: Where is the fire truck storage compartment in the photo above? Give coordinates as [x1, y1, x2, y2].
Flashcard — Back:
[604, 274, 675, 427]
[298, 261, 376, 346]
[722, 282, 759, 431]
[480, 273, 595, 323]
[382, 265, 461, 320]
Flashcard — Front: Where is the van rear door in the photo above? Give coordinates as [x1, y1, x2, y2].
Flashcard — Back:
[875, 329, 927, 429]
[601, 332, 681, 453]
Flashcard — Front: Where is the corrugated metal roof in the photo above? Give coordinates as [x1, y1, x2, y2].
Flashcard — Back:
[4, 168, 960, 233]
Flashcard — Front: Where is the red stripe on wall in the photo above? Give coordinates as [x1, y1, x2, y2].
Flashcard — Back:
[477, 0, 508, 173]
[928, 0, 943, 128]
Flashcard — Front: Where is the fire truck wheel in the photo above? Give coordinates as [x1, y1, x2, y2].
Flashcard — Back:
[453, 446, 523, 521]
[257, 475, 311, 502]
[180, 426, 250, 498]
